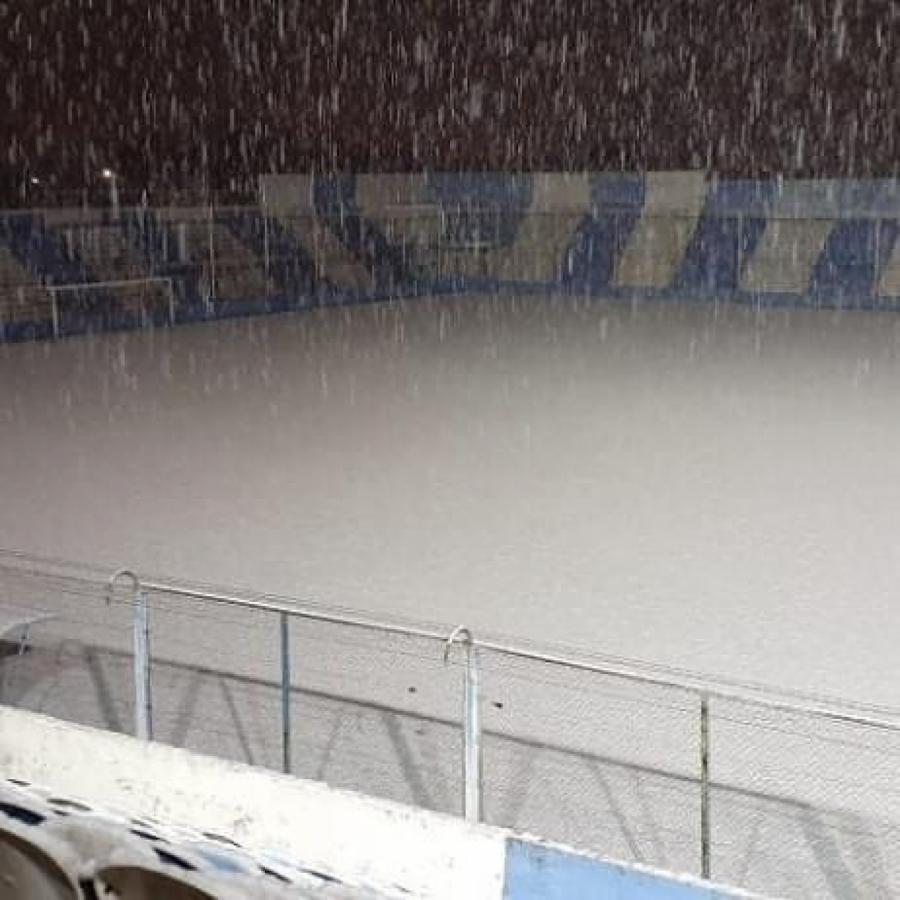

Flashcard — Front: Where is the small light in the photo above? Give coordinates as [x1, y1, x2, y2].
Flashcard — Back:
[101, 167, 114, 179]
[29, 177, 40, 185]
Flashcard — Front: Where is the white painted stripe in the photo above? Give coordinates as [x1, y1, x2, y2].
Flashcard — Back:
[0, 708, 507, 900]
[356, 174, 431, 213]
[258, 174, 316, 216]
[876, 235, 900, 297]
[153, 206, 220, 222]
[741, 219, 833, 293]
[614, 171, 708, 289]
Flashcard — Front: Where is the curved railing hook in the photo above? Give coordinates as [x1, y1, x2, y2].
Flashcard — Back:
[443, 624, 474, 664]
[106, 568, 141, 604]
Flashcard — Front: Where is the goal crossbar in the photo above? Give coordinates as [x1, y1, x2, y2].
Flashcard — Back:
[46, 277, 176, 337]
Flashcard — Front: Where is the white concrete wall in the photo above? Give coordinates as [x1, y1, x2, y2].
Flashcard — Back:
[0, 707, 506, 900]
[0, 708, 755, 899]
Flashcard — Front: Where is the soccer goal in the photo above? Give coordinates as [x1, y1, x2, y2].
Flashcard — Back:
[46, 277, 176, 338]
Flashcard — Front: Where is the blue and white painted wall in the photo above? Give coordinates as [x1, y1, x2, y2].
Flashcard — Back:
[0, 707, 757, 899]
[262, 171, 900, 306]
[1, 172, 898, 340]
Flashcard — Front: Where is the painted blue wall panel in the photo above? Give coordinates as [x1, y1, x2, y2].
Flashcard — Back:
[810, 220, 878, 299]
[590, 173, 645, 210]
[425, 172, 533, 210]
[675, 216, 739, 291]
[704, 179, 777, 217]
[564, 211, 641, 292]
[504, 840, 744, 900]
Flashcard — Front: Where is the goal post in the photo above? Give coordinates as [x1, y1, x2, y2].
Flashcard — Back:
[46, 277, 176, 338]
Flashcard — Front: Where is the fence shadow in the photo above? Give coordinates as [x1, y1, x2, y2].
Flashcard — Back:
[2, 640, 897, 898]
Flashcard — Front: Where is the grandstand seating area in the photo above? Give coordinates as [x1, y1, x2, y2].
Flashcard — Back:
[1, 172, 898, 341]
[0, 244, 53, 336]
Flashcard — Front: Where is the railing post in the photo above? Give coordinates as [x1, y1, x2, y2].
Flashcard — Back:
[50, 289, 60, 339]
[207, 203, 216, 311]
[873, 217, 881, 301]
[263, 212, 271, 298]
[107, 569, 152, 741]
[280, 612, 292, 774]
[444, 626, 482, 823]
[700, 693, 711, 879]
[133, 590, 153, 741]
[165, 277, 176, 326]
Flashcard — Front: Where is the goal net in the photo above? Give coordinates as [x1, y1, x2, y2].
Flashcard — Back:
[46, 277, 176, 337]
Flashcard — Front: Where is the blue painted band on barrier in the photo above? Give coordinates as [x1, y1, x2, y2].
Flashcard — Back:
[503, 839, 746, 900]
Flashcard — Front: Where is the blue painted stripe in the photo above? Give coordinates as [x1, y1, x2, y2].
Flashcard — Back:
[560, 174, 645, 291]
[314, 174, 416, 293]
[218, 208, 317, 298]
[704, 179, 777, 217]
[674, 215, 768, 292]
[563, 211, 641, 291]
[674, 181, 774, 291]
[424, 172, 533, 210]
[504, 840, 745, 900]
[590, 173, 645, 210]
[810, 219, 878, 299]
[675, 215, 738, 291]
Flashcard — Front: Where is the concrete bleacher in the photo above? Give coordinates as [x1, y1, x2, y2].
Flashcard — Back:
[262, 175, 375, 295]
[61, 218, 173, 322]
[62, 222, 150, 282]
[0, 243, 53, 337]
[153, 207, 270, 306]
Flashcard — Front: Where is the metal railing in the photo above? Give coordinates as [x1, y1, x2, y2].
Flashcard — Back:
[14, 557, 880, 882]
[4, 552, 900, 896]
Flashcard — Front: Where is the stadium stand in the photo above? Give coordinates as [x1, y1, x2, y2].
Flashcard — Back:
[0, 173, 897, 341]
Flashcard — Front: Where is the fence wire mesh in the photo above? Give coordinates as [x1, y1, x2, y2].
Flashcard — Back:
[707, 696, 900, 897]
[477, 650, 700, 877]
[2, 549, 900, 898]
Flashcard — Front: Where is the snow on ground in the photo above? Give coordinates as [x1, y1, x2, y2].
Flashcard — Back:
[2, 293, 900, 706]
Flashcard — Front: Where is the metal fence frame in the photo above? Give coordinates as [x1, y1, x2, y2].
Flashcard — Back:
[89, 564, 900, 883]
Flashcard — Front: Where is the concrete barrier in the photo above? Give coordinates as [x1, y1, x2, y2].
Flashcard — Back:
[0, 708, 758, 898]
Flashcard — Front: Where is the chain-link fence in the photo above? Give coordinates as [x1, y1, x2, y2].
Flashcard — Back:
[2, 549, 900, 897]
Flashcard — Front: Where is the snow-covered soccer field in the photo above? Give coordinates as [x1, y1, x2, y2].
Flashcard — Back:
[3, 293, 900, 705]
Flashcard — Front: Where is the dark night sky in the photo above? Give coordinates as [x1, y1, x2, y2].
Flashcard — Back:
[2, 0, 898, 202]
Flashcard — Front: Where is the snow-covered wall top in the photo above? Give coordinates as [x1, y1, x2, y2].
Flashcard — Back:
[0, 707, 755, 899]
